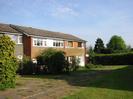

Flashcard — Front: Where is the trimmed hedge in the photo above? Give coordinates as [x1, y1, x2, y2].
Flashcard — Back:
[92, 53, 133, 65]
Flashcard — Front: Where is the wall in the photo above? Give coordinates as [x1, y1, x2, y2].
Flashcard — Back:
[15, 44, 23, 59]
[30, 37, 86, 66]
[23, 35, 32, 57]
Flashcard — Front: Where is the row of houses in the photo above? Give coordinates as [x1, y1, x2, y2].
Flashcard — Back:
[0, 23, 87, 66]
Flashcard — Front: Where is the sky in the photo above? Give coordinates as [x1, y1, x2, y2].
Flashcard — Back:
[0, 0, 133, 47]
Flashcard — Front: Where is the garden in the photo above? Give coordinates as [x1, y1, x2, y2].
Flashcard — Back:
[0, 35, 133, 99]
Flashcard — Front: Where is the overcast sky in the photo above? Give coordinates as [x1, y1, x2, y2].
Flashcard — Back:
[0, 0, 133, 47]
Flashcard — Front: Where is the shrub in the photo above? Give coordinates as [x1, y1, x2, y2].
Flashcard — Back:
[92, 53, 133, 65]
[64, 60, 70, 73]
[0, 35, 18, 90]
[69, 57, 80, 71]
[37, 48, 67, 74]
[19, 55, 35, 75]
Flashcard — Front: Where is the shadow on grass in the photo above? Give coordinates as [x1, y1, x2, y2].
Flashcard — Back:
[21, 65, 133, 91]
[89, 65, 133, 91]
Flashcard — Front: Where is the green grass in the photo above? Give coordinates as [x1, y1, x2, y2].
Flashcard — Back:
[63, 65, 133, 99]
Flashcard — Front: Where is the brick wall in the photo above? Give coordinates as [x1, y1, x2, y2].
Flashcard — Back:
[23, 35, 32, 57]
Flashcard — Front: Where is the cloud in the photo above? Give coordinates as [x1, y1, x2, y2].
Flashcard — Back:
[47, 0, 79, 17]
[51, 6, 78, 17]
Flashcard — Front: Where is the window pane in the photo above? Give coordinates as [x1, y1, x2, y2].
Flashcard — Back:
[68, 41, 73, 47]
[33, 40, 37, 45]
[8, 35, 17, 43]
[78, 42, 82, 47]
[56, 42, 58, 46]
[53, 42, 56, 46]
[53, 40, 64, 47]
[18, 36, 22, 44]
[61, 42, 64, 46]
[37, 39, 43, 46]
[44, 41, 47, 46]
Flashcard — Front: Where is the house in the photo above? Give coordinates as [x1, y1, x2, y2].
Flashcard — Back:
[0, 23, 87, 66]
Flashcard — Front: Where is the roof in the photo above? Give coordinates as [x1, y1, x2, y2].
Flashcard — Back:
[11, 25, 86, 42]
[0, 23, 19, 33]
[0, 23, 86, 42]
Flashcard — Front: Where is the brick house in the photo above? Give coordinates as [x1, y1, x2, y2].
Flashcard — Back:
[0, 23, 87, 66]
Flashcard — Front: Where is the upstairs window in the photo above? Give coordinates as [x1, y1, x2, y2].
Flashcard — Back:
[78, 42, 82, 47]
[53, 40, 64, 47]
[43, 40, 47, 46]
[68, 41, 73, 47]
[18, 36, 22, 44]
[8, 35, 22, 44]
[33, 38, 47, 47]
[33, 39, 37, 46]
[37, 39, 43, 46]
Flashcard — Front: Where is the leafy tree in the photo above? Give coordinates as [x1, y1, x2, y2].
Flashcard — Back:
[0, 35, 18, 90]
[107, 35, 126, 52]
[94, 38, 105, 53]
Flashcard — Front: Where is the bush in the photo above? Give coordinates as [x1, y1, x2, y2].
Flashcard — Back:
[37, 48, 67, 74]
[69, 57, 80, 71]
[0, 35, 18, 90]
[19, 55, 35, 75]
[92, 53, 133, 65]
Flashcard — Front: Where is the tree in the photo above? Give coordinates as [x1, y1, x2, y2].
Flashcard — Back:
[87, 46, 95, 63]
[126, 45, 132, 52]
[0, 35, 18, 90]
[94, 38, 105, 53]
[107, 35, 126, 52]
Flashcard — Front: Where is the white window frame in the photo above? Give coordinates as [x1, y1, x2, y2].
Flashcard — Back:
[33, 38, 47, 47]
[53, 40, 64, 48]
[43, 39, 47, 47]
[8, 34, 22, 44]
[33, 38, 37, 46]
[17, 36, 22, 44]
[77, 42, 83, 48]
[67, 41, 74, 48]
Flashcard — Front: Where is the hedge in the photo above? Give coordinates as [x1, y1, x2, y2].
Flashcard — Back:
[92, 53, 133, 65]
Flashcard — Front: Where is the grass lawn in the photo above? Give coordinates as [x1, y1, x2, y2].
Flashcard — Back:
[0, 65, 133, 99]
[63, 65, 133, 99]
